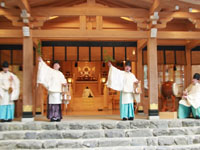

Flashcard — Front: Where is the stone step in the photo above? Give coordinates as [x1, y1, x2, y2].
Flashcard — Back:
[1, 119, 200, 131]
[59, 144, 200, 150]
[1, 137, 200, 149]
[1, 127, 200, 140]
[54, 144, 200, 150]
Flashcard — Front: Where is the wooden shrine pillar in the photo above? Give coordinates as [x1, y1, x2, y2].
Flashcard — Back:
[147, 37, 159, 119]
[22, 29, 34, 121]
[185, 46, 192, 87]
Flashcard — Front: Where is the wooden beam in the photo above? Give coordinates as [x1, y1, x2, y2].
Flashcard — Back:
[1, 0, 30, 12]
[0, 9, 20, 21]
[0, 30, 22, 38]
[115, 0, 152, 9]
[188, 19, 200, 29]
[87, 21, 93, 30]
[87, 0, 95, 5]
[18, 0, 31, 12]
[158, 31, 200, 40]
[2, 29, 200, 40]
[137, 39, 147, 50]
[159, 12, 200, 20]
[173, 0, 200, 10]
[96, 16, 103, 30]
[0, 0, 19, 9]
[0, 8, 20, 15]
[31, 7, 149, 18]
[149, 0, 161, 15]
[32, 30, 148, 39]
[43, 21, 136, 30]
[0, 38, 22, 44]
[0, 29, 146, 39]
[179, 0, 200, 5]
[154, 0, 200, 12]
[79, 16, 86, 30]
[97, 0, 131, 8]
[187, 40, 200, 49]
[156, 12, 200, 29]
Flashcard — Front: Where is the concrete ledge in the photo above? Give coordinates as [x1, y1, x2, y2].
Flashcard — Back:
[148, 116, 160, 120]
[21, 118, 34, 122]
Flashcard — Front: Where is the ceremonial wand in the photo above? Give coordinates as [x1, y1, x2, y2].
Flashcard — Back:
[103, 50, 115, 63]
[37, 41, 42, 57]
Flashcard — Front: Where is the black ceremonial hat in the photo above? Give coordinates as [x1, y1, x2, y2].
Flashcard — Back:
[125, 60, 131, 67]
[193, 73, 200, 80]
[2, 61, 9, 68]
[52, 60, 60, 65]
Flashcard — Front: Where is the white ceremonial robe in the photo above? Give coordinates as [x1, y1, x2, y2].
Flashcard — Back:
[0, 71, 20, 105]
[106, 65, 139, 104]
[82, 88, 94, 98]
[179, 83, 200, 109]
[37, 60, 67, 104]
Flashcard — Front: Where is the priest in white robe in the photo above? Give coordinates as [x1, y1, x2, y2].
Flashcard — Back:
[178, 73, 200, 119]
[82, 86, 94, 98]
[0, 61, 20, 122]
[106, 61, 139, 121]
[37, 57, 67, 122]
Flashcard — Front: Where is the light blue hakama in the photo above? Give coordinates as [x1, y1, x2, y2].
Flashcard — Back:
[120, 92, 134, 119]
[0, 104, 15, 120]
[178, 104, 200, 119]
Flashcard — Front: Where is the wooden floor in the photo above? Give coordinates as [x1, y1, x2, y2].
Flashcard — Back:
[65, 109, 120, 116]
[14, 110, 148, 122]
[35, 114, 148, 122]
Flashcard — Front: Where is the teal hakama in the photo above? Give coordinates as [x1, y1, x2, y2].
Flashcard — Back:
[178, 104, 200, 119]
[120, 92, 134, 119]
[0, 104, 15, 120]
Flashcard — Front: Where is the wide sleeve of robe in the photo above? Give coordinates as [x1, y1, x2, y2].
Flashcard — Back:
[37, 60, 54, 90]
[186, 84, 200, 109]
[0, 73, 4, 98]
[89, 89, 94, 97]
[0, 73, 9, 91]
[106, 65, 124, 91]
[60, 72, 67, 84]
[10, 73, 20, 101]
[0, 72, 20, 101]
[185, 84, 193, 93]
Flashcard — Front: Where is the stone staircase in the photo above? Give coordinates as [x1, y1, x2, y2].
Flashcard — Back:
[1, 119, 200, 149]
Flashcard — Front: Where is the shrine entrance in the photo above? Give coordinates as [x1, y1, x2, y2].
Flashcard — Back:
[37, 41, 137, 116]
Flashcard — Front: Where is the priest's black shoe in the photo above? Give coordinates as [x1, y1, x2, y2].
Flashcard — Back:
[50, 119, 56, 122]
[122, 118, 128, 121]
[128, 117, 134, 120]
